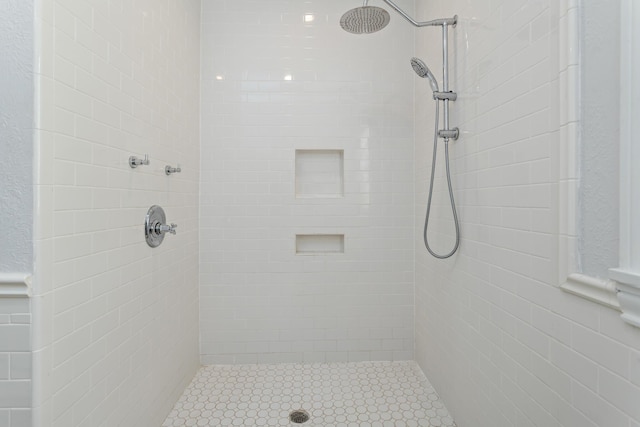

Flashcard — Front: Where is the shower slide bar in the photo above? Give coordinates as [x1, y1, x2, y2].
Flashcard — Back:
[377, 0, 458, 140]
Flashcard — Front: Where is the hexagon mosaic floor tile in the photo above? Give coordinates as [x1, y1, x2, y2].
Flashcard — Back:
[162, 361, 456, 427]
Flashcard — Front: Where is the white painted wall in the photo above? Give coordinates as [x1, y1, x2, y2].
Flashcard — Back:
[31, 1, 201, 426]
[0, 0, 34, 276]
[579, 0, 620, 279]
[199, 0, 416, 364]
[415, 1, 640, 426]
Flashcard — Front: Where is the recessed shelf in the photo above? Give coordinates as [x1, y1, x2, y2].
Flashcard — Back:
[296, 234, 345, 254]
[295, 149, 344, 198]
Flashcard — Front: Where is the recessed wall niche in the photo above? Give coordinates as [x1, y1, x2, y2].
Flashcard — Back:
[295, 149, 344, 198]
[296, 234, 345, 254]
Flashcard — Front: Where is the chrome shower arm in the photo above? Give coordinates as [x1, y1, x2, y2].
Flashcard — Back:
[382, 0, 456, 27]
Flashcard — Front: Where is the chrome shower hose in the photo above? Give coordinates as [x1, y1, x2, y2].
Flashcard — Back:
[423, 101, 460, 258]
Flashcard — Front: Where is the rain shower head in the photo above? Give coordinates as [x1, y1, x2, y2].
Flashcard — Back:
[341, 0, 456, 34]
[411, 57, 439, 92]
[340, 0, 390, 34]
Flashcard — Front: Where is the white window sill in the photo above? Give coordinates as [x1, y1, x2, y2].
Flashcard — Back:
[560, 273, 620, 311]
[609, 269, 640, 328]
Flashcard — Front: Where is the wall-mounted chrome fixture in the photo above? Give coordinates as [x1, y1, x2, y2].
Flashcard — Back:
[340, 0, 460, 259]
[382, 0, 456, 28]
[145, 205, 177, 248]
[165, 165, 181, 175]
[129, 154, 150, 168]
[340, 1, 459, 142]
[411, 57, 460, 141]
[341, 0, 456, 31]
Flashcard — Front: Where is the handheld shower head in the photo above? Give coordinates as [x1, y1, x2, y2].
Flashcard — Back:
[411, 57, 439, 92]
[340, 0, 390, 34]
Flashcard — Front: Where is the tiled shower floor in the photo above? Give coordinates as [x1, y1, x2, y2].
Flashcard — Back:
[162, 361, 456, 427]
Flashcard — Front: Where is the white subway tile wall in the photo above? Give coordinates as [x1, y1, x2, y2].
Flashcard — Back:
[295, 149, 345, 198]
[199, 0, 416, 364]
[414, 1, 640, 427]
[22, 0, 640, 426]
[0, 299, 31, 427]
[32, 1, 201, 426]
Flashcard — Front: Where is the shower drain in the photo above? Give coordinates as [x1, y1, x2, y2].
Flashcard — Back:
[289, 410, 310, 424]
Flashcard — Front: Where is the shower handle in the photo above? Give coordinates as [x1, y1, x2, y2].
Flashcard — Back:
[155, 222, 178, 235]
[129, 154, 150, 168]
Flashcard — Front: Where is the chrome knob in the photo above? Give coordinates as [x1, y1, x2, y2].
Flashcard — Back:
[165, 165, 181, 175]
[129, 154, 150, 168]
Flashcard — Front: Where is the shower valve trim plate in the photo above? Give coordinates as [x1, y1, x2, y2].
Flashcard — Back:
[145, 205, 177, 248]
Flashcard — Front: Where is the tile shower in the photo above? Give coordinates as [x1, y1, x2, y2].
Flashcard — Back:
[2, 0, 637, 427]
[199, 0, 415, 365]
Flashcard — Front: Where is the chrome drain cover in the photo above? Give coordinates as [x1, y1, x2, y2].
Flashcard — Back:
[289, 410, 310, 424]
